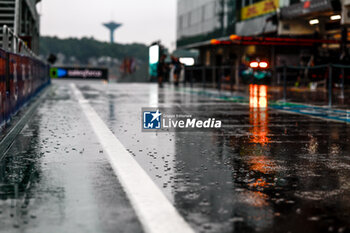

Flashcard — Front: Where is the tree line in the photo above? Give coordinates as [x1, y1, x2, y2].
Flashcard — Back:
[39, 36, 149, 64]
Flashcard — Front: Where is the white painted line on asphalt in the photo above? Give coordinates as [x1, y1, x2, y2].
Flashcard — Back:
[70, 83, 195, 233]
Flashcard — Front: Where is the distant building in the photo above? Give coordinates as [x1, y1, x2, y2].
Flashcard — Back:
[177, 0, 236, 48]
[0, 0, 41, 53]
[176, 0, 344, 80]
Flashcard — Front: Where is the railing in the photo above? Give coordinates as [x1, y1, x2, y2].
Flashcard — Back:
[276, 64, 350, 107]
[2, 25, 39, 59]
[184, 65, 237, 91]
[184, 64, 350, 107]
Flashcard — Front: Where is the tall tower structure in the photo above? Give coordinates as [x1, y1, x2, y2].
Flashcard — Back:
[103, 21, 122, 43]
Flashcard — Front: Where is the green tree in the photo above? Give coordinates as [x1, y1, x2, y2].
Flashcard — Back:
[40, 36, 149, 64]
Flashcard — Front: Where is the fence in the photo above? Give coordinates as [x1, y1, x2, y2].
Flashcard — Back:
[275, 64, 350, 107]
[0, 25, 50, 126]
[184, 66, 237, 91]
[184, 64, 350, 107]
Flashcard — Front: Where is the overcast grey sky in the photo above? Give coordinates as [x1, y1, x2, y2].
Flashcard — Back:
[38, 0, 177, 50]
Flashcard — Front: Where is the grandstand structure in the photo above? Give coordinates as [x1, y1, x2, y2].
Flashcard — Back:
[0, 0, 41, 53]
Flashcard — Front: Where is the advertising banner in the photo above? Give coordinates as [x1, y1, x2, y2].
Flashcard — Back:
[241, 0, 279, 21]
[9, 53, 21, 111]
[149, 44, 160, 77]
[280, 0, 332, 19]
[50, 67, 109, 80]
[0, 48, 50, 126]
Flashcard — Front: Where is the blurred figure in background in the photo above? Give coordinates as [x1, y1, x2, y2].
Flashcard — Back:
[171, 56, 182, 86]
[157, 54, 167, 88]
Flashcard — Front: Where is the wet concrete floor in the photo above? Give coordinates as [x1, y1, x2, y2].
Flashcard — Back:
[0, 83, 143, 233]
[1, 80, 350, 233]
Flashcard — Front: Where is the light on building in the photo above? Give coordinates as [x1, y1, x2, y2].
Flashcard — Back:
[250, 61, 259, 68]
[259, 61, 269, 69]
[179, 57, 195, 66]
[330, 15, 341, 21]
[309, 19, 319, 25]
[149, 44, 160, 64]
[210, 39, 220, 45]
[230, 34, 240, 40]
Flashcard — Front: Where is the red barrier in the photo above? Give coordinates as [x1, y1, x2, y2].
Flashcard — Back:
[9, 53, 20, 111]
[0, 48, 50, 126]
[0, 50, 6, 124]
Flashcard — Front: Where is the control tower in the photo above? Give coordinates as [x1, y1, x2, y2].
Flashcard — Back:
[103, 21, 122, 43]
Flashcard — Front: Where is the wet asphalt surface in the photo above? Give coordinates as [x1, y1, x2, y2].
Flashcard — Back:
[202, 83, 350, 109]
[1, 80, 350, 233]
[0, 83, 142, 233]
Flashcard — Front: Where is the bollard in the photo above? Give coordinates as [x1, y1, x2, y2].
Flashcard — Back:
[190, 69, 193, 88]
[328, 64, 333, 107]
[202, 67, 205, 89]
[186, 69, 189, 86]
[218, 67, 222, 91]
[341, 67, 345, 99]
[186, 69, 191, 87]
[230, 67, 234, 93]
[273, 66, 277, 86]
[283, 66, 287, 101]
[212, 67, 216, 88]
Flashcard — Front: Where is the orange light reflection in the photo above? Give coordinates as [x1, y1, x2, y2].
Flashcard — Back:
[249, 84, 270, 145]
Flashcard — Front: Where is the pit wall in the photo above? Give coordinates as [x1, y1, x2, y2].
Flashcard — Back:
[0, 48, 50, 126]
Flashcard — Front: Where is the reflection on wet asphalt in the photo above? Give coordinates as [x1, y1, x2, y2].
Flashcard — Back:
[78, 81, 350, 233]
[1, 80, 350, 233]
[0, 83, 142, 233]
